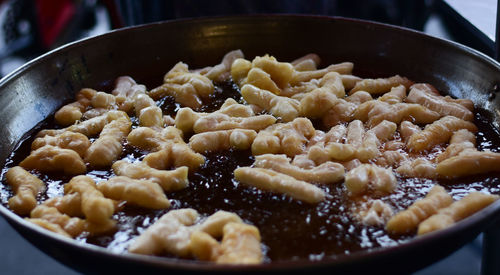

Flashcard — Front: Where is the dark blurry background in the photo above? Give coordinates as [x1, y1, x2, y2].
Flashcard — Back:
[0, 0, 495, 274]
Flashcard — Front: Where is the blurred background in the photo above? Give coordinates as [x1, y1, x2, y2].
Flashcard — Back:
[0, 0, 496, 274]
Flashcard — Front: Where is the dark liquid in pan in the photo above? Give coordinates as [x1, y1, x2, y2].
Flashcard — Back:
[2, 79, 500, 262]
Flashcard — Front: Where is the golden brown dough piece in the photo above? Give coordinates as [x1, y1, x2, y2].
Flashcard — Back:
[112, 160, 189, 191]
[435, 129, 476, 163]
[407, 116, 477, 152]
[84, 116, 131, 167]
[349, 75, 413, 95]
[436, 149, 500, 178]
[31, 131, 91, 158]
[189, 129, 257, 153]
[64, 176, 115, 225]
[6, 166, 46, 215]
[97, 176, 170, 209]
[234, 167, 326, 203]
[386, 185, 453, 234]
[418, 192, 499, 235]
[30, 205, 86, 237]
[26, 218, 72, 238]
[253, 154, 344, 184]
[251, 117, 315, 157]
[20, 145, 86, 175]
[54, 88, 96, 126]
[406, 83, 474, 121]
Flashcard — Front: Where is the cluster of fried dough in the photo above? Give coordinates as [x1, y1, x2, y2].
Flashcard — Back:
[6, 49, 500, 264]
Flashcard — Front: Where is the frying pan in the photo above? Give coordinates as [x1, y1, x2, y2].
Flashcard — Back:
[1, 15, 500, 274]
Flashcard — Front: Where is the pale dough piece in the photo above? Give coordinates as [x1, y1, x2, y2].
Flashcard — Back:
[355, 199, 394, 226]
[216, 222, 263, 264]
[6, 166, 46, 215]
[396, 158, 437, 179]
[91, 91, 117, 109]
[375, 150, 409, 168]
[407, 116, 477, 152]
[291, 62, 353, 84]
[436, 149, 500, 178]
[369, 120, 397, 142]
[291, 53, 320, 70]
[406, 83, 474, 121]
[20, 145, 86, 175]
[250, 55, 295, 89]
[418, 192, 499, 235]
[234, 167, 326, 203]
[54, 88, 96, 126]
[245, 67, 282, 95]
[251, 117, 315, 157]
[30, 205, 86, 237]
[198, 211, 243, 238]
[127, 126, 183, 151]
[379, 85, 406, 104]
[133, 93, 163, 128]
[230, 58, 252, 85]
[241, 84, 300, 122]
[202, 49, 244, 82]
[189, 129, 257, 152]
[399, 120, 421, 142]
[97, 176, 170, 209]
[346, 90, 373, 104]
[321, 99, 358, 127]
[175, 98, 256, 134]
[299, 88, 340, 118]
[128, 208, 199, 256]
[349, 75, 413, 95]
[64, 176, 115, 225]
[344, 164, 397, 196]
[386, 185, 452, 234]
[112, 160, 189, 191]
[31, 131, 91, 158]
[253, 154, 344, 184]
[148, 62, 214, 109]
[193, 113, 276, 133]
[144, 142, 205, 171]
[111, 76, 147, 113]
[84, 116, 131, 167]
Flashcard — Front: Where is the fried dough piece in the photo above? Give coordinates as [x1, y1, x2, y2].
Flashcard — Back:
[26, 218, 72, 238]
[386, 185, 452, 234]
[245, 67, 282, 95]
[231, 58, 252, 85]
[251, 117, 315, 157]
[355, 199, 394, 226]
[379, 85, 406, 104]
[291, 53, 320, 71]
[234, 167, 326, 203]
[54, 88, 96, 126]
[30, 205, 86, 237]
[43, 193, 83, 217]
[396, 158, 437, 179]
[148, 62, 214, 109]
[406, 83, 474, 121]
[197, 211, 243, 238]
[436, 149, 500, 178]
[349, 75, 413, 95]
[191, 222, 263, 264]
[84, 116, 131, 167]
[250, 55, 295, 89]
[189, 129, 257, 152]
[201, 49, 244, 82]
[375, 150, 409, 168]
[129, 208, 199, 256]
[175, 98, 257, 134]
[418, 192, 499, 235]
[20, 145, 86, 175]
[127, 126, 183, 150]
[6, 166, 46, 215]
[112, 160, 189, 191]
[133, 93, 163, 128]
[291, 62, 353, 84]
[111, 76, 147, 113]
[253, 154, 344, 184]
[399, 120, 421, 142]
[241, 84, 300, 122]
[344, 164, 397, 196]
[31, 131, 91, 158]
[407, 116, 477, 152]
[144, 142, 206, 171]
[193, 113, 276, 133]
[64, 176, 115, 225]
[435, 129, 476, 163]
[354, 101, 440, 127]
[98, 176, 169, 209]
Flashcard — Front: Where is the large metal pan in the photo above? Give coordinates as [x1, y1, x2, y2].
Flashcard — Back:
[1, 15, 500, 274]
